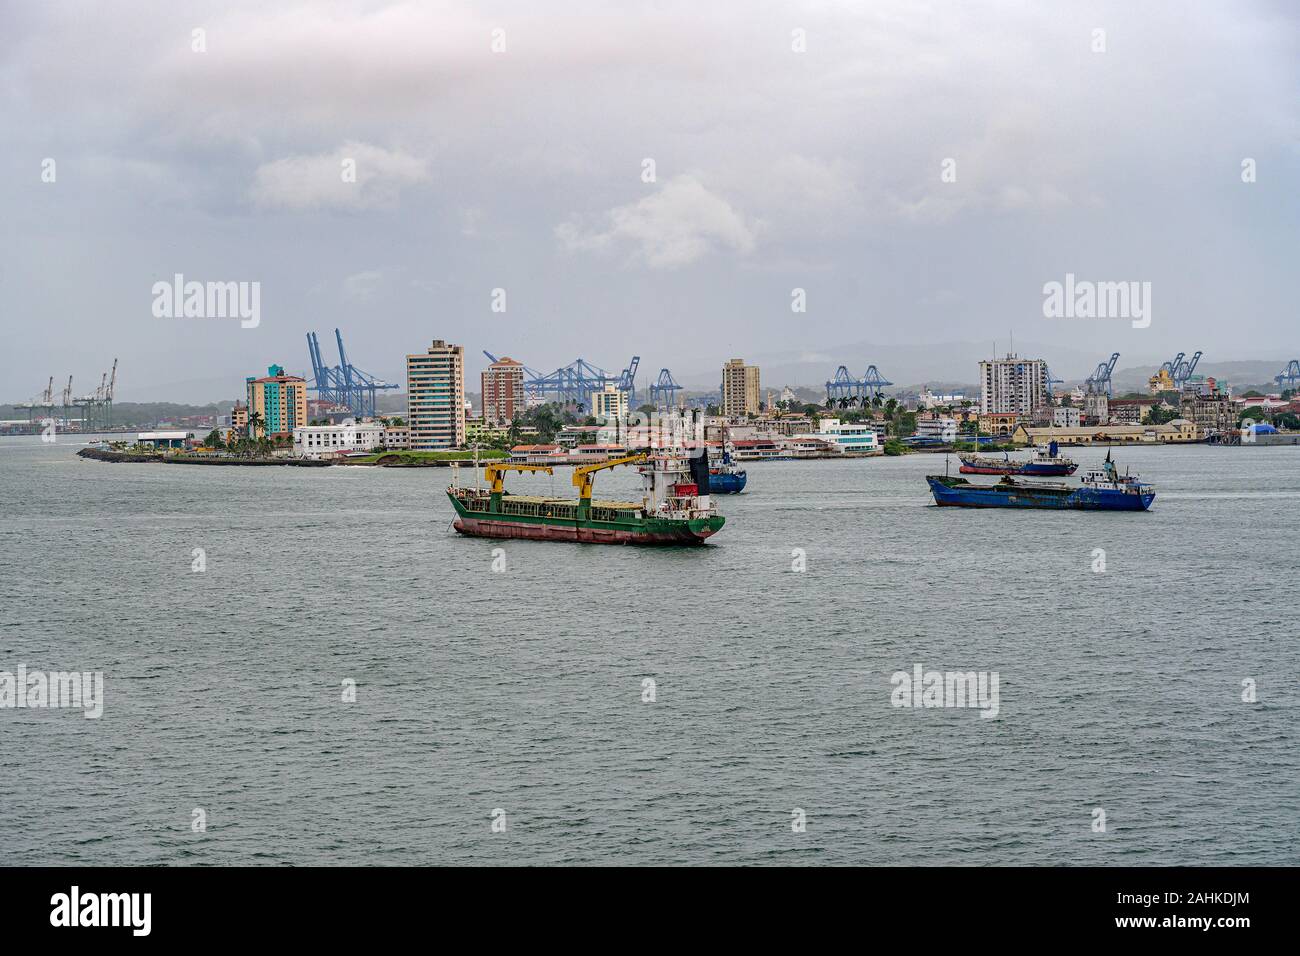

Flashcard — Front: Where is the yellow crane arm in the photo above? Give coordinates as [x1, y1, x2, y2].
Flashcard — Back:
[571, 454, 647, 501]
[485, 462, 554, 495]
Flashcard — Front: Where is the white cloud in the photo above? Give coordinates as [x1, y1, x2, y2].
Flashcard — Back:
[342, 270, 386, 303]
[249, 142, 429, 212]
[556, 175, 757, 269]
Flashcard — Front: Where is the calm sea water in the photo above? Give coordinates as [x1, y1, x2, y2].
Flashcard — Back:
[0, 436, 1296, 866]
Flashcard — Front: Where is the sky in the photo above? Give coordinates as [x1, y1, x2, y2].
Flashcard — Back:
[2, 0, 1297, 402]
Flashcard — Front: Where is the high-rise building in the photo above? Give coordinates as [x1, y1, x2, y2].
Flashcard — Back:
[245, 365, 307, 438]
[721, 358, 761, 417]
[482, 357, 525, 424]
[591, 383, 629, 422]
[979, 355, 1048, 416]
[406, 340, 465, 450]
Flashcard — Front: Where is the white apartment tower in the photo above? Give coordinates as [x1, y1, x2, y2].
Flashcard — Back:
[979, 354, 1048, 416]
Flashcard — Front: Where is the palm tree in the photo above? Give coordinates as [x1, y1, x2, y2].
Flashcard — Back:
[246, 411, 264, 439]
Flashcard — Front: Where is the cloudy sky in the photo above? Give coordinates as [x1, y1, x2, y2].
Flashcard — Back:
[2, 1, 1297, 401]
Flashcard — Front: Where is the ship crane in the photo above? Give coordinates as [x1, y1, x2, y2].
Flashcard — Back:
[484, 462, 555, 496]
[572, 454, 649, 520]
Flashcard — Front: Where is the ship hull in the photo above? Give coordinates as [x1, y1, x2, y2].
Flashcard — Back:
[958, 462, 1078, 476]
[708, 470, 747, 493]
[927, 476, 1153, 511]
[447, 493, 723, 545]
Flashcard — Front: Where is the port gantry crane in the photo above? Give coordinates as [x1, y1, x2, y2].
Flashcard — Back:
[306, 328, 398, 419]
[1276, 360, 1300, 391]
[649, 368, 683, 411]
[825, 365, 893, 407]
[483, 351, 640, 411]
[1171, 350, 1202, 389]
[1084, 352, 1121, 397]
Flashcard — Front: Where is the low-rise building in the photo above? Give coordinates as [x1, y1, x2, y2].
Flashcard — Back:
[1053, 406, 1081, 428]
[293, 420, 385, 458]
[1011, 420, 1202, 445]
[915, 417, 957, 442]
[978, 412, 1021, 438]
[1109, 398, 1159, 424]
[1180, 379, 1236, 437]
[792, 418, 879, 454]
[137, 431, 190, 449]
[382, 425, 410, 449]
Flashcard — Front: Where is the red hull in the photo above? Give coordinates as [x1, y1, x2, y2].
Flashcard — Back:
[453, 517, 716, 545]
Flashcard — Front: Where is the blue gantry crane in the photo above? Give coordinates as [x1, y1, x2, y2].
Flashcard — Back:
[1084, 352, 1120, 397]
[649, 368, 683, 411]
[484, 352, 640, 411]
[1171, 350, 1202, 389]
[1275, 360, 1300, 390]
[825, 365, 893, 406]
[306, 328, 399, 418]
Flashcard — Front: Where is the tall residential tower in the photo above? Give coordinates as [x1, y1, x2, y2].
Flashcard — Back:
[481, 356, 525, 425]
[406, 340, 465, 450]
[979, 354, 1048, 416]
[721, 358, 761, 417]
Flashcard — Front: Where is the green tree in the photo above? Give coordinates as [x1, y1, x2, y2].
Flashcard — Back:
[246, 410, 264, 438]
[203, 429, 224, 448]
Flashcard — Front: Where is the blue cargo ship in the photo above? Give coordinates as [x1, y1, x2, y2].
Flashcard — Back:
[708, 442, 747, 494]
[927, 453, 1154, 511]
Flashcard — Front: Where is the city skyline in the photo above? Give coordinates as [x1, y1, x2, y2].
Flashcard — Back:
[4, 1, 1299, 403]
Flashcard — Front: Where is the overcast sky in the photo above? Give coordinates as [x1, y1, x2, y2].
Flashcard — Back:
[2, 1, 1297, 402]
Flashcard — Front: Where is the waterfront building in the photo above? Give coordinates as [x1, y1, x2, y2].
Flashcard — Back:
[1053, 406, 1081, 428]
[1012, 420, 1201, 445]
[792, 418, 880, 454]
[482, 357, 525, 424]
[979, 354, 1048, 416]
[230, 401, 248, 438]
[748, 416, 814, 437]
[246, 365, 308, 439]
[136, 431, 190, 449]
[721, 359, 761, 417]
[915, 417, 957, 442]
[591, 383, 629, 423]
[978, 412, 1021, 438]
[1109, 398, 1159, 424]
[1180, 379, 1236, 437]
[406, 340, 465, 450]
[293, 420, 385, 458]
[382, 424, 410, 449]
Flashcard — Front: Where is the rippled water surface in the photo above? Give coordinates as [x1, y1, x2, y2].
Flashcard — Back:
[1, 437, 1296, 865]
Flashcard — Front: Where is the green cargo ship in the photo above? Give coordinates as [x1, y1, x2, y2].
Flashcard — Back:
[447, 452, 725, 545]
